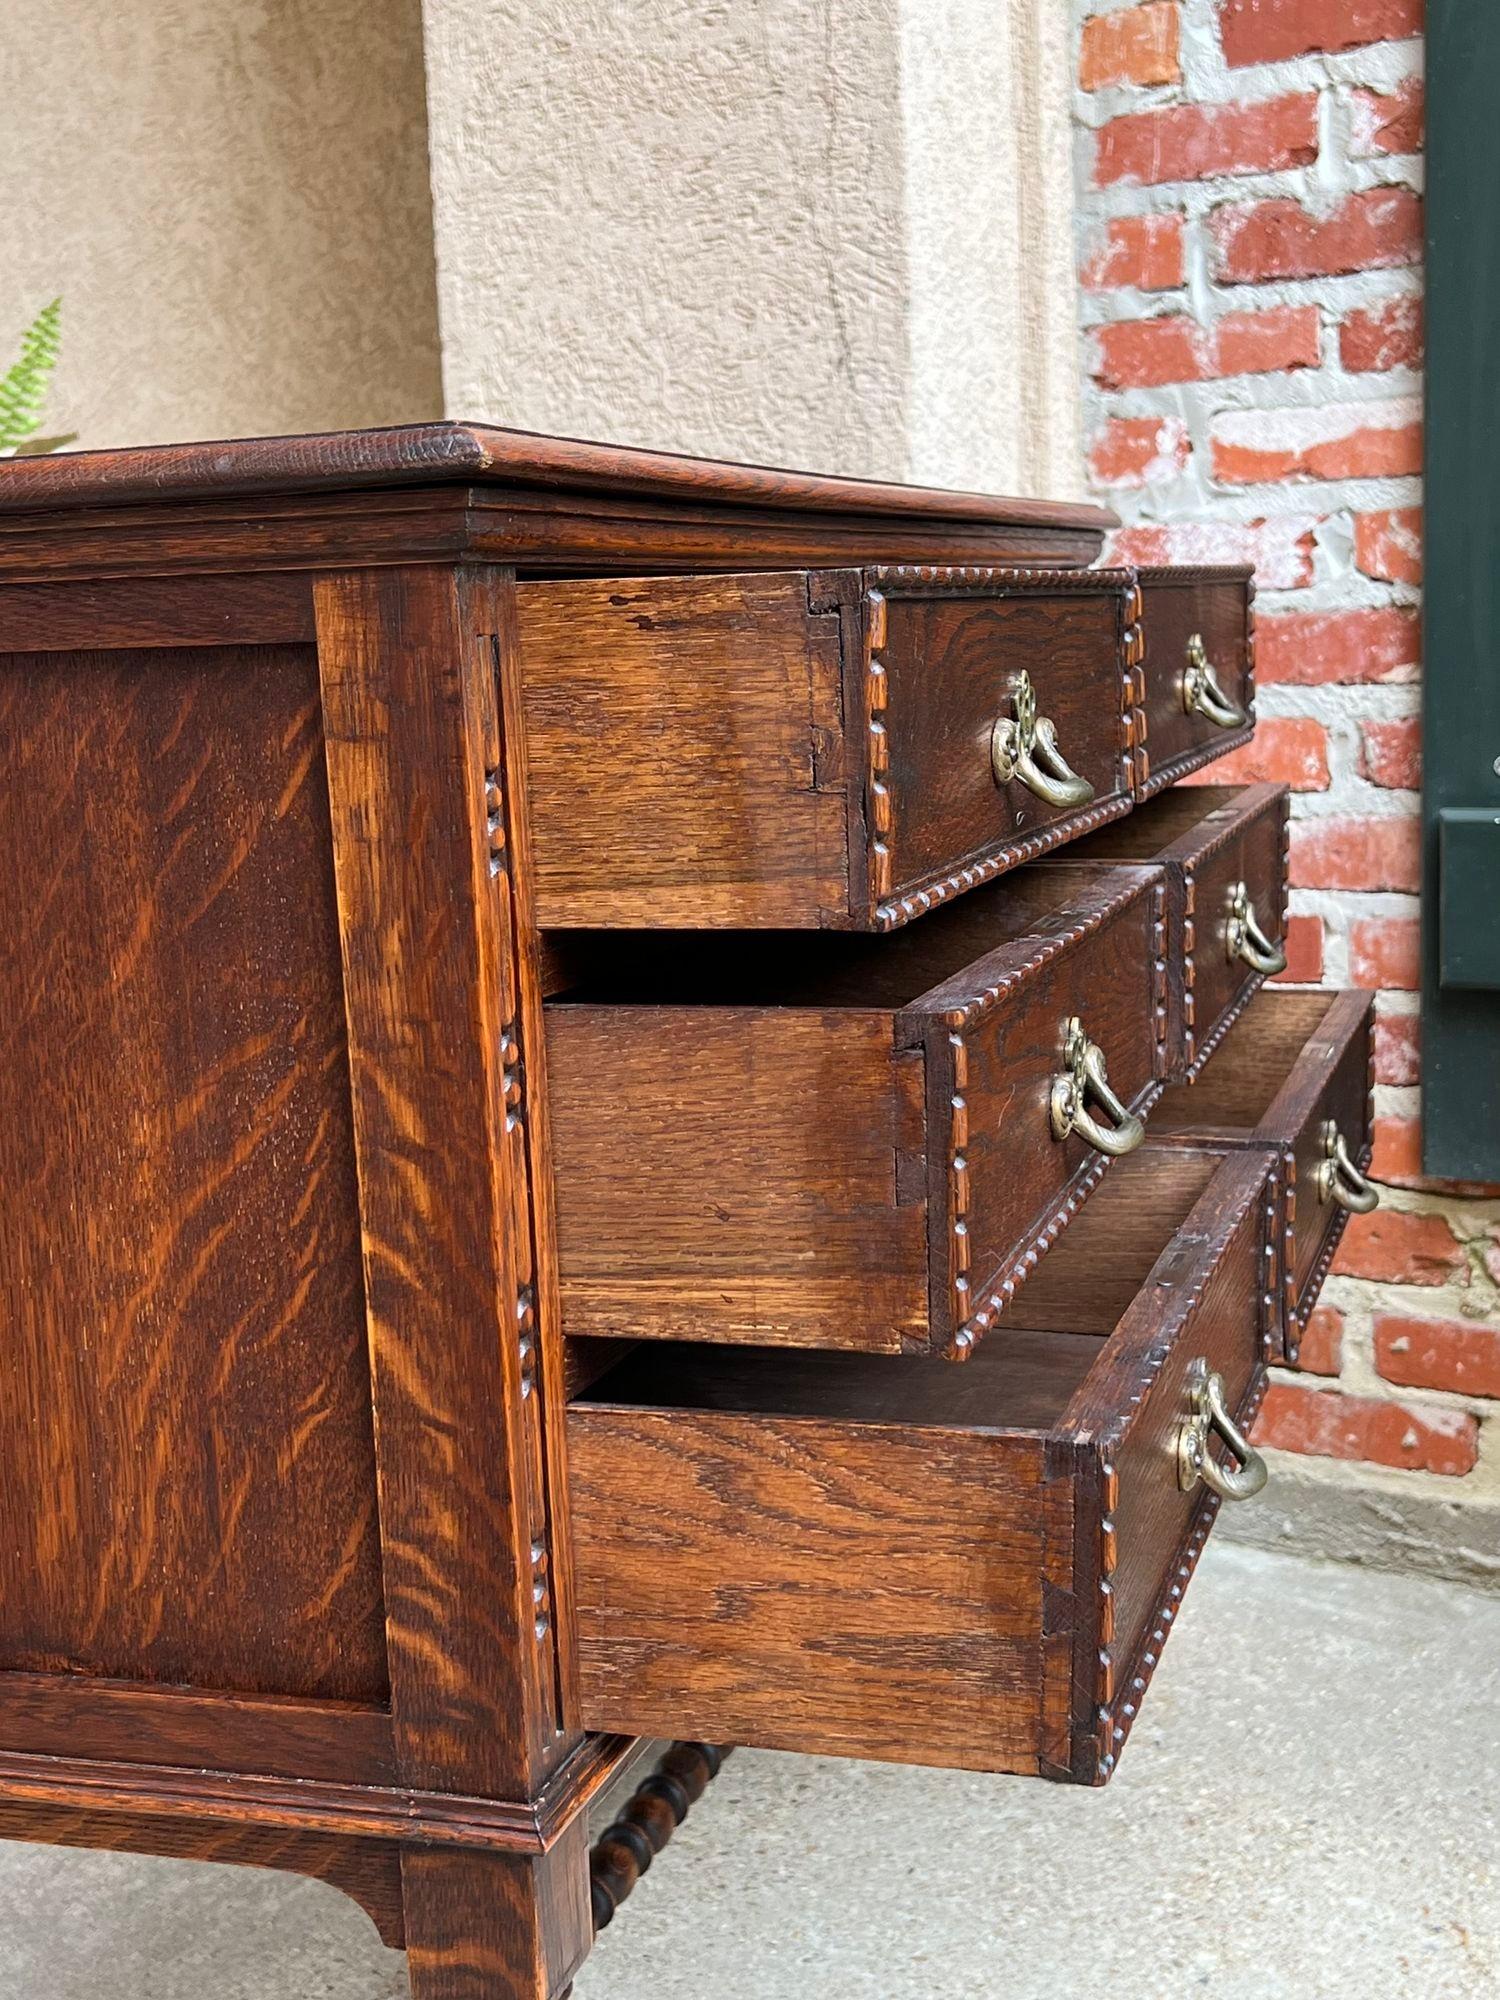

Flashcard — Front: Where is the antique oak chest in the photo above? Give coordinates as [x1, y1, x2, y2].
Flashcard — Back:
[0, 425, 1376, 1998]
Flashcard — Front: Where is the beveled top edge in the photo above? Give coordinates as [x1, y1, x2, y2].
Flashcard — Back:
[0, 420, 1119, 530]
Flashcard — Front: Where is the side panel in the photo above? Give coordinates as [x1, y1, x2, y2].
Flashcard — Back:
[569, 1407, 1053, 1772]
[547, 1006, 929, 1351]
[0, 642, 386, 1702]
[513, 572, 850, 928]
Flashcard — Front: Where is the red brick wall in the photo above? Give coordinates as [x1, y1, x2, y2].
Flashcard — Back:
[1075, 2, 1500, 1508]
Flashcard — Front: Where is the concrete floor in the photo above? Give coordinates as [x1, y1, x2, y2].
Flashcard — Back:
[2, 1543, 1497, 1999]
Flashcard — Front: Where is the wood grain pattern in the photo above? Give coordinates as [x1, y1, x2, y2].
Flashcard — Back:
[0, 572, 316, 652]
[0, 423, 1116, 533]
[1134, 566, 1255, 798]
[869, 568, 1137, 921]
[514, 573, 849, 928]
[316, 566, 579, 1803]
[547, 866, 1164, 1356]
[1151, 988, 1375, 1352]
[0, 1800, 406, 1949]
[548, 1004, 928, 1352]
[0, 1675, 394, 1785]
[517, 566, 1135, 932]
[403, 1820, 591, 2000]
[0, 426, 1113, 587]
[1038, 783, 1289, 1079]
[567, 1146, 1269, 1779]
[0, 641, 385, 1700]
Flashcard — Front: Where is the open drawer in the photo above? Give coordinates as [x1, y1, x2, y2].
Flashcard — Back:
[514, 566, 1138, 930]
[1150, 987, 1377, 1359]
[547, 865, 1167, 1358]
[1037, 783, 1290, 1080]
[568, 1145, 1274, 1782]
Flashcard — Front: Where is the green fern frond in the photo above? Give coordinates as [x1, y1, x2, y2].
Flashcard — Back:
[0, 299, 64, 453]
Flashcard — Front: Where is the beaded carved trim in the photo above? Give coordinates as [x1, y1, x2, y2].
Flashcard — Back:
[867, 563, 1139, 595]
[1135, 570, 1258, 802]
[861, 572, 1137, 930]
[935, 872, 1162, 1034]
[943, 876, 1171, 1357]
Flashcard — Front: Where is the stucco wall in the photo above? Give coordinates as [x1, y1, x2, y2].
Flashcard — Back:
[0, 0, 442, 451]
[900, 0, 1084, 496]
[424, 0, 1085, 497]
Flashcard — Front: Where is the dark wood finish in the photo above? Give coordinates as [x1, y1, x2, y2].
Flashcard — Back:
[0, 1675, 394, 1785]
[1038, 783, 1290, 1078]
[0, 1799, 406, 1950]
[315, 566, 578, 1803]
[515, 565, 1140, 930]
[546, 866, 1167, 1357]
[0, 426, 1283, 1997]
[0, 640, 386, 1701]
[0, 571, 316, 651]
[402, 1822, 592, 2000]
[1151, 988, 1376, 1357]
[588, 1742, 734, 1933]
[568, 1146, 1272, 1781]
[0, 424, 1114, 585]
[1134, 566, 1255, 797]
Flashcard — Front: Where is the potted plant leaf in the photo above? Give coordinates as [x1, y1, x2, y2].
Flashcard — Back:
[0, 299, 76, 457]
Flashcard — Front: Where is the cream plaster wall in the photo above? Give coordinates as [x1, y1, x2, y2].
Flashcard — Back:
[898, 0, 1084, 497]
[423, 0, 1085, 497]
[421, 0, 912, 481]
[0, 0, 442, 451]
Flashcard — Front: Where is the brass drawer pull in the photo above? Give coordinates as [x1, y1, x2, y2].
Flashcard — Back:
[1316, 1119, 1379, 1213]
[991, 670, 1095, 809]
[1225, 880, 1287, 976]
[1049, 1016, 1144, 1158]
[1183, 634, 1248, 730]
[1177, 1358, 1268, 1503]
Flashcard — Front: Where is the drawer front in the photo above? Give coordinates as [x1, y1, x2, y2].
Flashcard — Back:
[935, 872, 1168, 1355]
[1081, 1196, 1267, 1779]
[873, 571, 1138, 926]
[516, 568, 1137, 932]
[1031, 783, 1290, 1082]
[547, 868, 1166, 1358]
[1149, 988, 1376, 1358]
[1178, 790, 1289, 1077]
[1284, 995, 1375, 1340]
[567, 1148, 1272, 1781]
[1136, 568, 1254, 799]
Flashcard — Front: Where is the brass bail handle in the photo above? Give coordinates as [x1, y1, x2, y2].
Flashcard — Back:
[1316, 1119, 1380, 1214]
[1183, 633, 1249, 730]
[992, 671, 1095, 809]
[1049, 1016, 1145, 1158]
[1225, 880, 1288, 976]
[1177, 1358, 1268, 1503]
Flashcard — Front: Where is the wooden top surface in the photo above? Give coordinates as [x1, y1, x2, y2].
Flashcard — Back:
[0, 420, 1114, 530]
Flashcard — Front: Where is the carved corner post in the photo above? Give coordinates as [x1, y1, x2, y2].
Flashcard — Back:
[315, 564, 589, 1999]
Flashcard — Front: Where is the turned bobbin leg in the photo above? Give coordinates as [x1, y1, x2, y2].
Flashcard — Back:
[402, 1821, 590, 2000]
[589, 1744, 734, 1932]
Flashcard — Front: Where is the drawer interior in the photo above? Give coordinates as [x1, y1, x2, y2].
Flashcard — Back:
[574, 1146, 1228, 1434]
[568, 1142, 1266, 1776]
[1152, 987, 1342, 1133]
[1060, 782, 1250, 860]
[547, 867, 1146, 1016]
